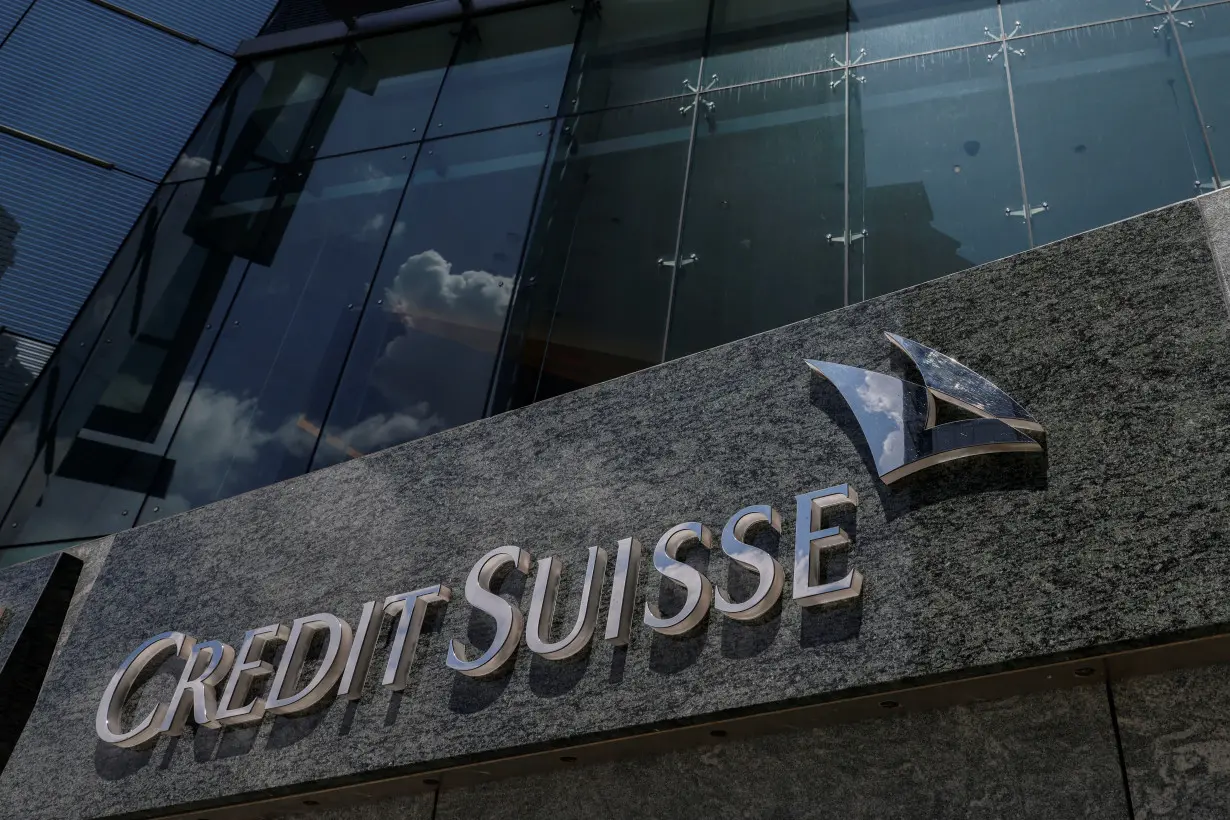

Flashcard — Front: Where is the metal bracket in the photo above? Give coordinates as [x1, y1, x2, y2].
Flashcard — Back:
[1006, 203, 1049, 221]
[986, 22, 1024, 61]
[829, 49, 866, 89]
[826, 229, 867, 246]
[680, 75, 718, 115]
[658, 253, 699, 269]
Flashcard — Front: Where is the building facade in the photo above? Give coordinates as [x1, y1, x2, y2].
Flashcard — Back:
[2, 1, 1230, 818]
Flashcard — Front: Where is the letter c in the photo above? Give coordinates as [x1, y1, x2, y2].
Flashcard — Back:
[96, 632, 192, 747]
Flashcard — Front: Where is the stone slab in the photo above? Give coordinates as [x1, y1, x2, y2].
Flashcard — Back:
[1115, 663, 1230, 820]
[1, 200, 1229, 817]
[435, 685, 1127, 820]
[1198, 186, 1230, 308]
[0, 550, 82, 772]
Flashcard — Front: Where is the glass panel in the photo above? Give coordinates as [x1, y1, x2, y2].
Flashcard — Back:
[850, 45, 1029, 302]
[1175, 2, 1230, 185]
[704, 0, 846, 88]
[430, 3, 578, 138]
[1011, 16, 1213, 247]
[0, 182, 253, 545]
[0, 540, 85, 570]
[850, 0, 1000, 61]
[0, 0, 32, 42]
[140, 148, 412, 524]
[0, 185, 177, 526]
[301, 27, 455, 159]
[666, 77, 845, 360]
[1004, 0, 1152, 36]
[0, 0, 232, 179]
[566, 0, 709, 112]
[167, 49, 336, 182]
[312, 125, 550, 471]
[523, 99, 694, 402]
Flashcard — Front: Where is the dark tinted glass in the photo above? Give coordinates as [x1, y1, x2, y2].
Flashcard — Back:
[850, 0, 999, 60]
[1175, 3, 1230, 187]
[0, 0, 32, 42]
[312, 125, 550, 470]
[0, 0, 232, 179]
[704, 0, 846, 87]
[1011, 16, 1212, 246]
[0, 540, 87, 570]
[167, 49, 336, 182]
[302, 27, 455, 159]
[0, 185, 177, 525]
[850, 45, 1028, 301]
[566, 0, 710, 112]
[430, 3, 578, 138]
[520, 99, 695, 402]
[1004, 0, 1150, 36]
[140, 148, 412, 524]
[667, 77, 845, 360]
[0, 183, 249, 545]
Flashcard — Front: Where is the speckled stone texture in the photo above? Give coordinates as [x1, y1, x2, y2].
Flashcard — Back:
[435, 686, 1125, 820]
[1199, 187, 1230, 306]
[0, 200, 1228, 818]
[0, 551, 82, 771]
[1115, 664, 1230, 819]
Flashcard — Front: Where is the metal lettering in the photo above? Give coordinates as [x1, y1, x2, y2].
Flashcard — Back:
[215, 624, 289, 726]
[96, 631, 191, 747]
[158, 639, 235, 735]
[644, 523, 714, 636]
[266, 614, 353, 715]
[527, 546, 607, 660]
[604, 537, 642, 645]
[793, 486, 863, 606]
[383, 586, 451, 690]
[447, 546, 532, 677]
[715, 505, 784, 621]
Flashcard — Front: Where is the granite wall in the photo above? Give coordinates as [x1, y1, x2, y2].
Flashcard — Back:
[0, 550, 81, 772]
[2, 190, 1230, 818]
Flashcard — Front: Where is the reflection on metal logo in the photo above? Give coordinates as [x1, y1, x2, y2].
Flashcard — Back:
[807, 332, 1044, 484]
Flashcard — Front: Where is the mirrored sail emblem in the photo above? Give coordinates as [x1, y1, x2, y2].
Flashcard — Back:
[807, 332, 1044, 484]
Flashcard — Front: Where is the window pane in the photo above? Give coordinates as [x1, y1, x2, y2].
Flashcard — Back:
[0, 540, 86, 570]
[140, 148, 412, 524]
[521, 99, 694, 402]
[312, 125, 550, 470]
[1176, 2, 1230, 186]
[167, 49, 336, 182]
[1011, 16, 1213, 247]
[0, 0, 232, 179]
[704, 0, 846, 88]
[667, 77, 845, 360]
[566, 0, 709, 112]
[850, 46, 1029, 302]
[302, 27, 455, 159]
[0, 182, 251, 545]
[0, 133, 154, 343]
[431, 3, 578, 138]
[850, 0, 1000, 61]
[1004, 0, 1150, 36]
[0, 186, 176, 526]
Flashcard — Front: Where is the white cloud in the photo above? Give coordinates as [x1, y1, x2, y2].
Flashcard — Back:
[171, 154, 212, 178]
[856, 370, 905, 470]
[384, 249, 511, 329]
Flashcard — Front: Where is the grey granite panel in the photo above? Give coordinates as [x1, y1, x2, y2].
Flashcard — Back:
[1116, 663, 1230, 819]
[1198, 187, 1230, 310]
[0, 551, 82, 772]
[0, 200, 1228, 818]
[437, 686, 1126, 820]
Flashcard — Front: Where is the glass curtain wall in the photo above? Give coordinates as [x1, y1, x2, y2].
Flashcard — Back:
[3, 0, 1230, 559]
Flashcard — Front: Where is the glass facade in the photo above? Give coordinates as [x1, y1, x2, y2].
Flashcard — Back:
[2, 0, 1228, 558]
